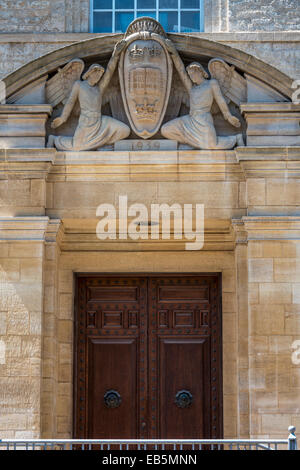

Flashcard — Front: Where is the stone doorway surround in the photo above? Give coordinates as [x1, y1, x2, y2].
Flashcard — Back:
[0, 146, 299, 440]
[0, 33, 299, 441]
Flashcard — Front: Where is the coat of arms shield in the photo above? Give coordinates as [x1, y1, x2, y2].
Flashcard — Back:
[119, 18, 173, 139]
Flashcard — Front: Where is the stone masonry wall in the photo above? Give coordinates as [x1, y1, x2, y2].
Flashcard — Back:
[0, 0, 89, 33]
[0, 1, 299, 33]
[0, 1, 66, 33]
[0, 42, 74, 79]
[0, 240, 45, 438]
[248, 239, 300, 437]
[228, 0, 300, 32]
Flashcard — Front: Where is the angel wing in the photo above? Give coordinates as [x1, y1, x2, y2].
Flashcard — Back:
[102, 69, 129, 124]
[163, 69, 189, 123]
[208, 58, 247, 106]
[46, 58, 85, 107]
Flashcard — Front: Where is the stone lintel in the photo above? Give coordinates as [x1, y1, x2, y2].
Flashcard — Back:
[48, 149, 241, 182]
[1, 147, 299, 181]
[2, 147, 300, 164]
[0, 148, 299, 183]
[49, 148, 300, 181]
[232, 216, 300, 242]
[54, 149, 237, 165]
[57, 218, 235, 252]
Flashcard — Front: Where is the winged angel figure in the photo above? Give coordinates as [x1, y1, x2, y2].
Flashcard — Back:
[47, 40, 130, 151]
[161, 38, 245, 149]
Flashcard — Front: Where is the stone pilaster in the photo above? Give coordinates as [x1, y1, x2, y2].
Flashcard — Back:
[41, 219, 62, 438]
[233, 216, 300, 438]
[0, 216, 61, 438]
[232, 219, 250, 438]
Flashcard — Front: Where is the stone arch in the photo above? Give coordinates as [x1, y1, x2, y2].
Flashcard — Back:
[3, 33, 293, 100]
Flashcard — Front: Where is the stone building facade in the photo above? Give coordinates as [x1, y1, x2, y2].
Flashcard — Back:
[0, 1, 299, 441]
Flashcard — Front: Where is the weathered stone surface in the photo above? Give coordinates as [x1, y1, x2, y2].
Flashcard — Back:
[0, 0, 89, 33]
[245, 74, 289, 103]
[47, 52, 130, 151]
[0, 1, 298, 36]
[241, 104, 300, 147]
[228, 0, 300, 32]
[58, 294, 72, 320]
[119, 20, 173, 139]
[250, 304, 285, 335]
[292, 283, 300, 304]
[0, 105, 52, 149]
[8, 76, 48, 105]
[248, 258, 273, 283]
[115, 140, 177, 151]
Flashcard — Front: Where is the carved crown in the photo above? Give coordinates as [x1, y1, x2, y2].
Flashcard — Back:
[125, 16, 167, 38]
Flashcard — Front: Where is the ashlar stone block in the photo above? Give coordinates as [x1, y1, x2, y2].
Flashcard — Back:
[248, 258, 273, 283]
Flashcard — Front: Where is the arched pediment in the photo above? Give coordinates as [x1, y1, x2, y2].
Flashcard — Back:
[3, 33, 293, 100]
[2, 18, 298, 152]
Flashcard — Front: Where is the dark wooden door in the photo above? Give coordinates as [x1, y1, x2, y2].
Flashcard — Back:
[74, 274, 222, 439]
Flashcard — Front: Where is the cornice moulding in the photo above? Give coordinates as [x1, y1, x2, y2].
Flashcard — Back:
[0, 216, 50, 241]
[57, 218, 235, 252]
[232, 216, 300, 242]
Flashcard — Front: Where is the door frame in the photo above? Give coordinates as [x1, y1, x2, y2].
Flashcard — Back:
[73, 272, 223, 438]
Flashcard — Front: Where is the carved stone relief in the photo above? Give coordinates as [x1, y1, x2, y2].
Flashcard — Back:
[3, 16, 294, 152]
[46, 44, 131, 151]
[42, 17, 250, 151]
[160, 42, 245, 149]
[118, 18, 173, 139]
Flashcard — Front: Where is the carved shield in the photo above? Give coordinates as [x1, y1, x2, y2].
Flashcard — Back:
[119, 37, 172, 139]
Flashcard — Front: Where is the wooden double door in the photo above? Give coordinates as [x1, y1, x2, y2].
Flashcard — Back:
[74, 274, 223, 439]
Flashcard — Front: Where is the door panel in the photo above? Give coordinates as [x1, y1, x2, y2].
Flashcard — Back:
[148, 275, 222, 438]
[74, 274, 222, 439]
[74, 276, 148, 439]
[159, 337, 210, 438]
[87, 338, 137, 438]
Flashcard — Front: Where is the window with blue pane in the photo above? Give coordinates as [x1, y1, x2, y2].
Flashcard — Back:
[91, 0, 204, 33]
